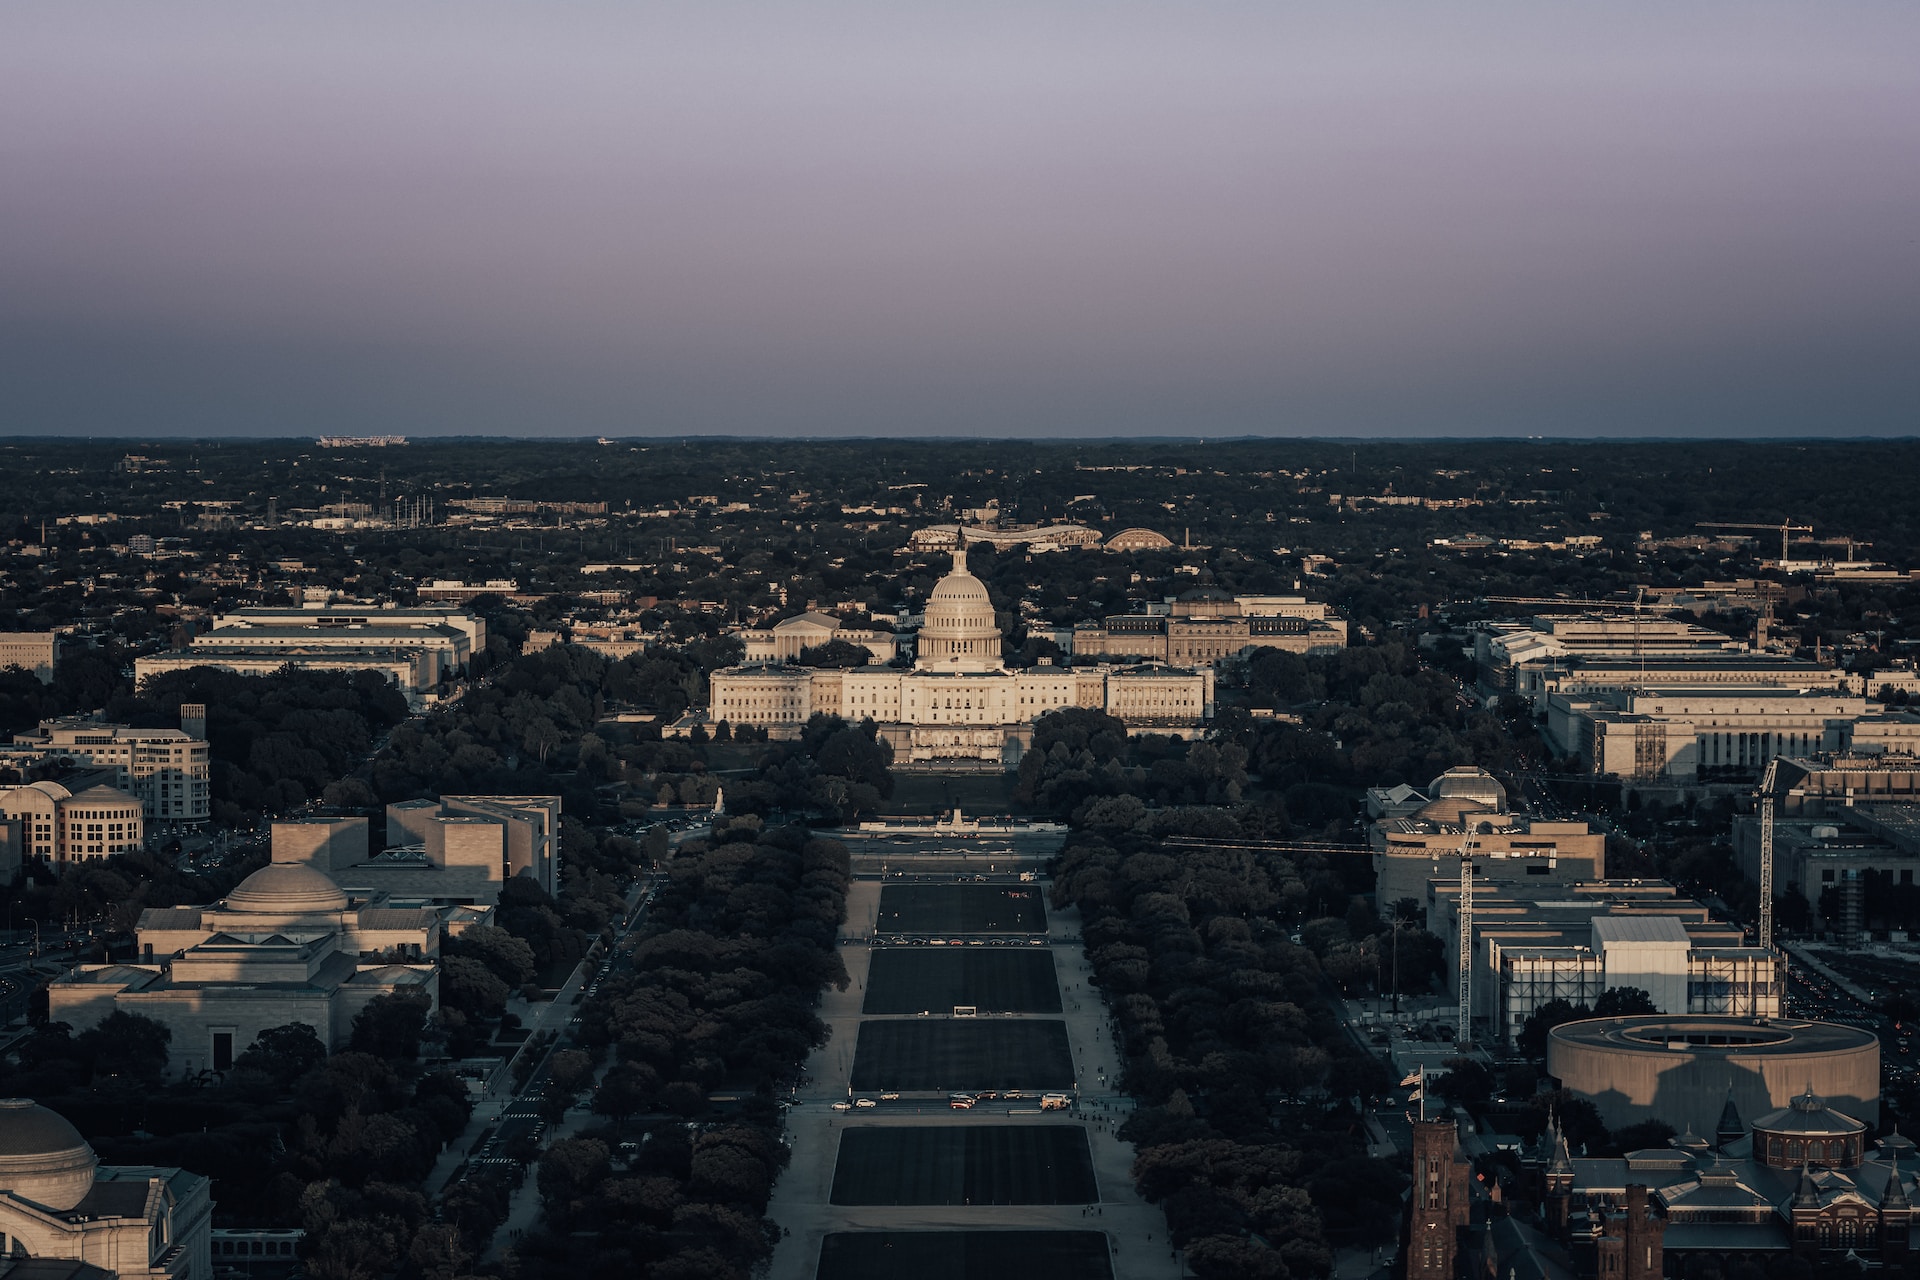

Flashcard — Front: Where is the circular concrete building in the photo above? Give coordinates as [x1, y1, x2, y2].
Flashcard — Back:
[1546, 1016, 1880, 1135]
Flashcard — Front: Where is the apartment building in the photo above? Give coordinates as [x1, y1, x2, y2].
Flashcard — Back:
[10, 710, 211, 824]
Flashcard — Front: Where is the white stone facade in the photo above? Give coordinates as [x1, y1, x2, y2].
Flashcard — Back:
[709, 545, 1213, 762]
[10, 719, 211, 825]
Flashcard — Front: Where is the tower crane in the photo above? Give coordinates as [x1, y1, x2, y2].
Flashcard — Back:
[1696, 521, 1813, 564]
[1756, 758, 1780, 955]
[1449, 833, 1557, 1048]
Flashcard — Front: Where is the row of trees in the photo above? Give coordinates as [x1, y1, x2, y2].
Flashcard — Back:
[1052, 825, 1406, 1280]
[1226, 642, 1514, 793]
[517, 824, 852, 1280]
[102, 666, 411, 824]
[1015, 707, 1252, 818]
[713, 714, 897, 824]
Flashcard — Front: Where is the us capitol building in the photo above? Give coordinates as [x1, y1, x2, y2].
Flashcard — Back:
[709, 544, 1214, 763]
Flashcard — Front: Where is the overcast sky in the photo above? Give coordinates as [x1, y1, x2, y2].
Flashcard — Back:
[2, 2, 1915, 439]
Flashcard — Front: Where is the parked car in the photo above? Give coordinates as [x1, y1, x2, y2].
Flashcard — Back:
[854, 1097, 878, 1109]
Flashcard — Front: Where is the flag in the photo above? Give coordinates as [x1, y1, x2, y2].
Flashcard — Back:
[1406, 1087, 1423, 1102]
[1399, 1071, 1421, 1088]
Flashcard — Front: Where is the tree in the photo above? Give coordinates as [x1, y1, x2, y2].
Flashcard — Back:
[538, 1136, 611, 1214]
[1518, 998, 1591, 1057]
[438, 956, 509, 1020]
[1593, 986, 1659, 1017]
[548, 1048, 595, 1097]
[1610, 1119, 1677, 1155]
[1530, 1090, 1609, 1154]
[234, 1021, 328, 1086]
[78, 1011, 171, 1084]
[795, 639, 873, 668]
[594, 1060, 658, 1123]
[445, 924, 538, 986]
[349, 989, 433, 1060]
[1432, 1056, 1494, 1106]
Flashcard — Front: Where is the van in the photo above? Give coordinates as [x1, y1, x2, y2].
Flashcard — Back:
[1040, 1093, 1072, 1111]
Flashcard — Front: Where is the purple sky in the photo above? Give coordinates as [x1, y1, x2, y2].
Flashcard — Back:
[3, 2, 1916, 438]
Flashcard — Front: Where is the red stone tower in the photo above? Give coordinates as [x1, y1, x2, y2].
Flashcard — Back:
[1402, 1118, 1472, 1280]
[1595, 1185, 1666, 1280]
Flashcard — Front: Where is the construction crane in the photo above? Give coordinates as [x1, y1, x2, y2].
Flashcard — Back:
[1449, 834, 1558, 1048]
[1756, 758, 1780, 955]
[1744, 758, 1792, 1019]
[1696, 521, 1813, 564]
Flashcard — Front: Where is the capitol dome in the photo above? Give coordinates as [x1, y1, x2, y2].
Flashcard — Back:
[225, 862, 350, 915]
[0, 1098, 98, 1211]
[917, 543, 1002, 667]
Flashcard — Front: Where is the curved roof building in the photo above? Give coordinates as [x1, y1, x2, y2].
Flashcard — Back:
[1547, 1015, 1880, 1133]
[1106, 528, 1173, 551]
[223, 861, 351, 915]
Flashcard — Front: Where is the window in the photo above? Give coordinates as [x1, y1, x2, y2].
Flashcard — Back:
[212, 1031, 234, 1072]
